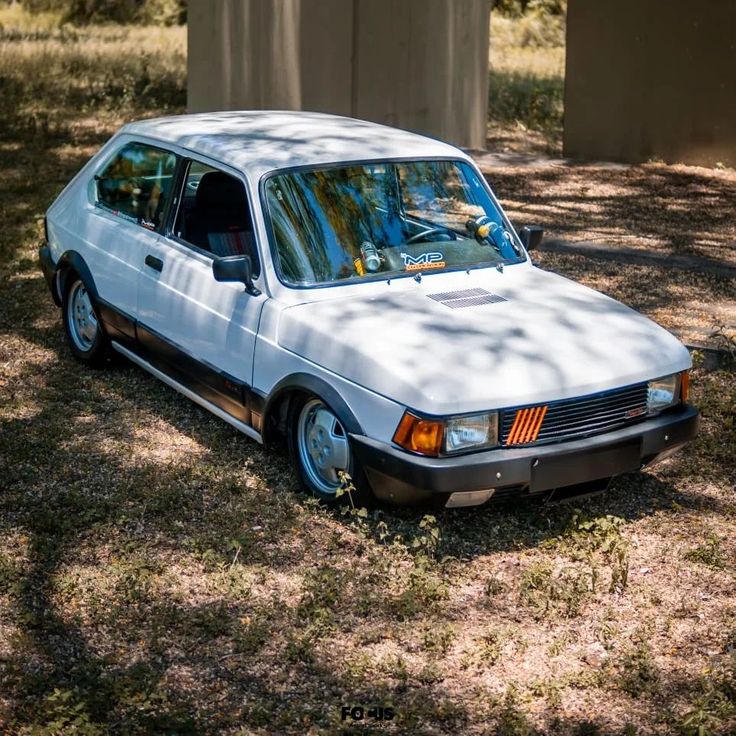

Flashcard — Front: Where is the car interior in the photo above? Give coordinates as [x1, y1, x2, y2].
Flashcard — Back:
[174, 165, 258, 272]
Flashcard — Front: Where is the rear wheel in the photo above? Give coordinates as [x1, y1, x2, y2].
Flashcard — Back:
[288, 395, 373, 506]
[62, 276, 109, 367]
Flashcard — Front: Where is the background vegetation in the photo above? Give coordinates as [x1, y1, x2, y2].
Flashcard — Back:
[0, 3, 734, 734]
[489, 2, 566, 153]
[6, 0, 186, 25]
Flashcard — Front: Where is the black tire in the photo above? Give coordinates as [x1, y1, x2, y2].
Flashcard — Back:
[287, 393, 374, 507]
[61, 274, 109, 368]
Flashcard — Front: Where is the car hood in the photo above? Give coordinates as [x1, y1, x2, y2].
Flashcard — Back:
[277, 267, 691, 415]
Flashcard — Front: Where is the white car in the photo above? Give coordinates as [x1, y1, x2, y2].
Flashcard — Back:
[39, 111, 698, 507]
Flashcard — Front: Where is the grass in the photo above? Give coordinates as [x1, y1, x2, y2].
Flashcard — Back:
[0, 7, 735, 735]
[488, 12, 566, 154]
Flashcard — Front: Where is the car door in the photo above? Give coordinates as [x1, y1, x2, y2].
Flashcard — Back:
[136, 157, 266, 426]
[84, 141, 178, 340]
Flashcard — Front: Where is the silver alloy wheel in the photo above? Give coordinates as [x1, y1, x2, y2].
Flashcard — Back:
[67, 281, 98, 352]
[297, 398, 350, 495]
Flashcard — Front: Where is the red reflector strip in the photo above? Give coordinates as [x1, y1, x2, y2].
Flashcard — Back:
[505, 405, 548, 446]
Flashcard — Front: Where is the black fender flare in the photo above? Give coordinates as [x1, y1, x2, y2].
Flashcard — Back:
[55, 251, 113, 338]
[56, 251, 100, 303]
[259, 373, 364, 444]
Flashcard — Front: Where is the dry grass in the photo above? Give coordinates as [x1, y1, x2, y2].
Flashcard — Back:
[0, 10, 735, 735]
[477, 157, 736, 347]
[488, 13, 566, 154]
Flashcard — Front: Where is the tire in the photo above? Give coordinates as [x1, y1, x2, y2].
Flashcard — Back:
[62, 275, 109, 368]
[287, 394, 374, 507]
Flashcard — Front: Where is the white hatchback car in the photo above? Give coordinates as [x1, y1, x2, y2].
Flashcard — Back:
[40, 111, 698, 507]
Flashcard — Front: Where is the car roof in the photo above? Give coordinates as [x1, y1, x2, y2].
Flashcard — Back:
[122, 110, 469, 179]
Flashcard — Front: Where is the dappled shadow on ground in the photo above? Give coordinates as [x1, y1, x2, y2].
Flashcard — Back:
[2, 260, 733, 732]
[483, 160, 736, 269]
[1, 92, 734, 735]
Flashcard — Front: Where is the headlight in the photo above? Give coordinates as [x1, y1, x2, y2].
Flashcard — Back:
[445, 413, 499, 453]
[647, 373, 680, 416]
[393, 411, 499, 456]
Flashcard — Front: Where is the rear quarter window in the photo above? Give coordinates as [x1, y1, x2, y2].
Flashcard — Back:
[94, 142, 177, 231]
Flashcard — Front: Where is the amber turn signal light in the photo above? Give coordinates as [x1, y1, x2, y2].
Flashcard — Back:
[680, 370, 690, 402]
[393, 412, 444, 456]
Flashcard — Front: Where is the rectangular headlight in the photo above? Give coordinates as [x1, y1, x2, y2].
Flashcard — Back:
[647, 373, 680, 416]
[444, 412, 499, 454]
[393, 411, 500, 456]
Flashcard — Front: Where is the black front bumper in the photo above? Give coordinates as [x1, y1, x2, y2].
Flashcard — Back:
[39, 243, 61, 306]
[351, 405, 699, 505]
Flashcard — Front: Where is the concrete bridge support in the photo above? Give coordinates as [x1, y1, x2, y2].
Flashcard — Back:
[564, 0, 736, 166]
[187, 0, 492, 149]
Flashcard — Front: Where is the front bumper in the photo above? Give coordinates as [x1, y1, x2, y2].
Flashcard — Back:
[351, 404, 699, 506]
[39, 243, 61, 306]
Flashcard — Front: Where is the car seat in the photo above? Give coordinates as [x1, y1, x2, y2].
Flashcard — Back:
[185, 171, 255, 261]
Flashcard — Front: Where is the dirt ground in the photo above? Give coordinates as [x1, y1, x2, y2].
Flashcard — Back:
[1, 18, 735, 735]
[476, 145, 736, 349]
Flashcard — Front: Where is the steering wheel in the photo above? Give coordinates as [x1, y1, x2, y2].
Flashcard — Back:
[405, 227, 456, 244]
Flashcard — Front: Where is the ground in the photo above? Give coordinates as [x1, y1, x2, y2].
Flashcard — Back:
[0, 12, 735, 736]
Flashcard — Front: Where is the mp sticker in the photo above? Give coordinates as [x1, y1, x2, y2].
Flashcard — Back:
[401, 252, 445, 271]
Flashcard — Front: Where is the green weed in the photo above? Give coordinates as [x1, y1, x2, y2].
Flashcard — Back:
[684, 535, 727, 569]
[618, 641, 660, 698]
[519, 560, 593, 618]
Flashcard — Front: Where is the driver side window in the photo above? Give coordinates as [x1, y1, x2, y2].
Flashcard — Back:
[172, 161, 260, 277]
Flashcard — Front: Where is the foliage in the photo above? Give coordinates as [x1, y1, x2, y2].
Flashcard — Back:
[494, 0, 567, 19]
[489, 68, 563, 138]
[519, 560, 593, 618]
[0, 13, 186, 141]
[683, 534, 727, 569]
[489, 10, 565, 150]
[618, 638, 661, 698]
[20, 0, 186, 25]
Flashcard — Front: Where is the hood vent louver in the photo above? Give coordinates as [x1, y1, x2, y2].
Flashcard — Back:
[428, 287, 508, 309]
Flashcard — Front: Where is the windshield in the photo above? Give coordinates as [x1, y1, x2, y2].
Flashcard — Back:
[264, 159, 524, 286]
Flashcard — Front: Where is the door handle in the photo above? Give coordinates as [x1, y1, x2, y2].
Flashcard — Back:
[145, 254, 163, 272]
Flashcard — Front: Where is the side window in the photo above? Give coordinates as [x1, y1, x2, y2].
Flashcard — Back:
[172, 161, 259, 276]
[95, 142, 177, 231]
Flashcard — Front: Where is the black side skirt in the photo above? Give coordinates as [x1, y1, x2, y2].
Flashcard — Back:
[97, 300, 255, 427]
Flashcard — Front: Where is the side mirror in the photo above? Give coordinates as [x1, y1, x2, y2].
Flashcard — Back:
[212, 255, 261, 296]
[519, 225, 544, 252]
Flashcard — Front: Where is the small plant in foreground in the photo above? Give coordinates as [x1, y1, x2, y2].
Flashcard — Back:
[519, 560, 593, 618]
[496, 685, 535, 736]
[618, 640, 660, 698]
[567, 513, 630, 593]
[684, 535, 726, 569]
[422, 623, 456, 655]
[484, 573, 507, 597]
[297, 565, 343, 630]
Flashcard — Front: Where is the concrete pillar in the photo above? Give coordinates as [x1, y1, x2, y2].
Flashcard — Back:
[188, 0, 491, 149]
[564, 0, 736, 166]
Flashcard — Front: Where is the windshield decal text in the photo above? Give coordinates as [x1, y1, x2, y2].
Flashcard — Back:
[401, 252, 446, 271]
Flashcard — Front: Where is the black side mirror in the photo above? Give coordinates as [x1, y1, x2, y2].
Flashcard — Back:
[212, 255, 261, 296]
[519, 225, 544, 252]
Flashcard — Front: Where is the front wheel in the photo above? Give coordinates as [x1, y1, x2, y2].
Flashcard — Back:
[62, 276, 109, 367]
[288, 395, 373, 506]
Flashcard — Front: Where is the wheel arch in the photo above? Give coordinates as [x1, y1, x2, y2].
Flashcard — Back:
[56, 251, 100, 304]
[260, 373, 363, 446]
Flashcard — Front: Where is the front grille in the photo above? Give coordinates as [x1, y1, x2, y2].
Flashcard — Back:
[501, 383, 649, 447]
